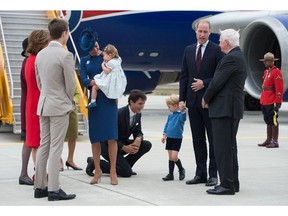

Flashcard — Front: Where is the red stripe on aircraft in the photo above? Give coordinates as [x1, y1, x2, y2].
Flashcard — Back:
[82, 11, 127, 18]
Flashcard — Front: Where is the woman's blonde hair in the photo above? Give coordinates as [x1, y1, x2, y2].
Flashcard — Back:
[166, 94, 179, 106]
[103, 44, 119, 58]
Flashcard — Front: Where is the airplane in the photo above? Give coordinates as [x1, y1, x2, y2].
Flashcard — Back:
[64, 10, 221, 94]
[1, 10, 288, 131]
[63, 10, 288, 111]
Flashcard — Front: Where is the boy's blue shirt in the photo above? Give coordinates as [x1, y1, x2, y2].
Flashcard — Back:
[163, 111, 186, 139]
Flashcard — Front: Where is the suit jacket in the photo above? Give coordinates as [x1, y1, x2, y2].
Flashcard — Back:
[117, 105, 143, 149]
[36, 42, 75, 116]
[179, 41, 224, 108]
[203, 47, 247, 119]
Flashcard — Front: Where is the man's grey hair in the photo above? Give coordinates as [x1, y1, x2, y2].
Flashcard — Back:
[219, 29, 240, 47]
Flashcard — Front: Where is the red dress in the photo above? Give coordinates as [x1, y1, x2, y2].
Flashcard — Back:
[25, 54, 40, 148]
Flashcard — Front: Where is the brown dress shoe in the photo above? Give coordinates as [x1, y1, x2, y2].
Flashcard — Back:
[258, 139, 271, 147]
[266, 140, 279, 148]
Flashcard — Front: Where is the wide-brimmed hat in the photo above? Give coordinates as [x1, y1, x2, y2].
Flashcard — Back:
[79, 28, 99, 52]
[21, 37, 28, 57]
[259, 52, 279, 61]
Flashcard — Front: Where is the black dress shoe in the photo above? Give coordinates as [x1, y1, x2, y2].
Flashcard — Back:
[162, 174, 174, 181]
[132, 171, 137, 175]
[34, 187, 48, 198]
[179, 168, 185, 180]
[186, 176, 207, 185]
[48, 189, 76, 201]
[19, 176, 34, 186]
[86, 157, 95, 176]
[206, 177, 218, 186]
[206, 185, 235, 195]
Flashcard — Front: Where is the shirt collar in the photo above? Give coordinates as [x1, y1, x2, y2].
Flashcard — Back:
[50, 40, 62, 46]
[197, 40, 209, 48]
[128, 106, 136, 117]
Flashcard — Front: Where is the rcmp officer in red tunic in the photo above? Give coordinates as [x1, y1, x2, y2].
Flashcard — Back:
[258, 52, 284, 148]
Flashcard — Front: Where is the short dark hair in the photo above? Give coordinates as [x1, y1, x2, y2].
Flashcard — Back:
[128, 89, 147, 104]
[48, 18, 68, 40]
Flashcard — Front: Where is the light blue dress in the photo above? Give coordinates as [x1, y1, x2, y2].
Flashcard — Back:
[94, 57, 127, 99]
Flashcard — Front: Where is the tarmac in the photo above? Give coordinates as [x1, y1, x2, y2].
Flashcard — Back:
[1, 95, 288, 214]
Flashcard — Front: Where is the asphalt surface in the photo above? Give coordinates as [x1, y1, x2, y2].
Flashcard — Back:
[0, 95, 287, 214]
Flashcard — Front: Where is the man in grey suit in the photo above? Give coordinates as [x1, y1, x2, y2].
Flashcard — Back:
[34, 18, 76, 201]
[202, 29, 247, 195]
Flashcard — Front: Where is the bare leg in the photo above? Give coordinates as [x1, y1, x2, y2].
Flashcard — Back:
[87, 85, 99, 108]
[108, 139, 118, 185]
[91, 85, 98, 101]
[90, 142, 102, 184]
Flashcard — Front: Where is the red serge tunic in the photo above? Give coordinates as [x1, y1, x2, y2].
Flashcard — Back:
[25, 54, 40, 148]
[260, 65, 284, 105]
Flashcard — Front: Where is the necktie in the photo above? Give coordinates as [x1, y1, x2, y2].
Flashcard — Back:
[196, 45, 202, 72]
[130, 114, 136, 127]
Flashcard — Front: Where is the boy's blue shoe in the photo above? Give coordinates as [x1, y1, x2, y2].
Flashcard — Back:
[86, 102, 97, 108]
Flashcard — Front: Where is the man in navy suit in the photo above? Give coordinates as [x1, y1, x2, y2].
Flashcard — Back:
[179, 19, 224, 187]
[202, 29, 247, 195]
[86, 89, 152, 177]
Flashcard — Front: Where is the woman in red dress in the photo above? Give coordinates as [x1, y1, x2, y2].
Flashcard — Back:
[25, 30, 49, 169]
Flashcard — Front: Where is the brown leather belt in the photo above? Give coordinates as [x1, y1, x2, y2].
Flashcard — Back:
[262, 87, 275, 91]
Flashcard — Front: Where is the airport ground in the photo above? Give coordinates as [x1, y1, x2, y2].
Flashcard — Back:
[0, 88, 288, 214]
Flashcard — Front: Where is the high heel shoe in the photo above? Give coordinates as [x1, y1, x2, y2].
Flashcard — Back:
[110, 173, 118, 185]
[65, 161, 83, 170]
[90, 171, 102, 185]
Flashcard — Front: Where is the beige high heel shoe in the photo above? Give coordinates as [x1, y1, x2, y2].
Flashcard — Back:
[90, 171, 102, 185]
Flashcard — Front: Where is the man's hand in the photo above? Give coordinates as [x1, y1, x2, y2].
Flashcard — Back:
[179, 101, 186, 112]
[201, 98, 208, 108]
[122, 144, 139, 154]
[275, 103, 282, 111]
[191, 78, 204, 92]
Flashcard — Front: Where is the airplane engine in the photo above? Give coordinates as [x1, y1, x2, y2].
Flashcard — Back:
[240, 15, 288, 109]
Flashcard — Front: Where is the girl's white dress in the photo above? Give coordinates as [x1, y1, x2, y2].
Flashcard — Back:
[94, 57, 127, 99]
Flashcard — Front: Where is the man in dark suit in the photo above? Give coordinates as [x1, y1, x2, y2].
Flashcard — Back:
[86, 89, 152, 177]
[202, 29, 247, 195]
[179, 19, 224, 187]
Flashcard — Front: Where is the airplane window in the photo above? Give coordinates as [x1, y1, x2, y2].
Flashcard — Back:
[150, 52, 159, 57]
